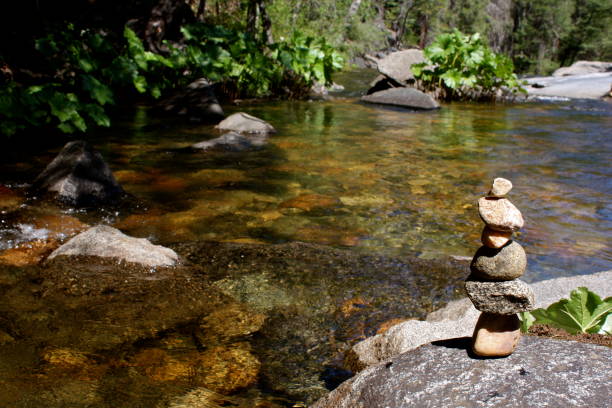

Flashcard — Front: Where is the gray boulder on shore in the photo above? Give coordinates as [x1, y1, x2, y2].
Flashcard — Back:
[48, 225, 179, 267]
[361, 88, 440, 110]
[553, 60, 612, 77]
[372, 49, 425, 85]
[347, 269, 612, 371]
[313, 336, 611, 408]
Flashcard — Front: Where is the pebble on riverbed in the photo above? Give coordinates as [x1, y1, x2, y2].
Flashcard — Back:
[466, 178, 535, 357]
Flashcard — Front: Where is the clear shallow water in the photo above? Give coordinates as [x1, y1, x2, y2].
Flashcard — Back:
[2, 78, 611, 281]
[0, 71, 611, 407]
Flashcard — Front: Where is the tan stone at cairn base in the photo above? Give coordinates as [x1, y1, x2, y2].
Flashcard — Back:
[472, 313, 521, 357]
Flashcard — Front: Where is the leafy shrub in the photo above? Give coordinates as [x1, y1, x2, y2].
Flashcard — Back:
[411, 30, 525, 101]
[519, 287, 612, 335]
[0, 24, 344, 137]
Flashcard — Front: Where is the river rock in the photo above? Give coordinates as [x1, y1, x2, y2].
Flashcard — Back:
[47, 225, 179, 267]
[472, 312, 521, 357]
[487, 177, 512, 197]
[361, 88, 440, 110]
[155, 78, 225, 122]
[465, 278, 535, 314]
[312, 336, 612, 408]
[192, 131, 268, 152]
[32, 141, 124, 206]
[215, 112, 276, 134]
[366, 75, 400, 95]
[553, 60, 612, 77]
[470, 241, 526, 280]
[478, 197, 524, 232]
[481, 226, 512, 249]
[375, 49, 425, 84]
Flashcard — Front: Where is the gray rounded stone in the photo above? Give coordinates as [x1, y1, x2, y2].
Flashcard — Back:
[478, 197, 524, 232]
[464, 278, 535, 314]
[215, 112, 276, 134]
[470, 241, 527, 280]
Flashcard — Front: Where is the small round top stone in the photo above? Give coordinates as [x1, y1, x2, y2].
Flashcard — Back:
[488, 178, 513, 197]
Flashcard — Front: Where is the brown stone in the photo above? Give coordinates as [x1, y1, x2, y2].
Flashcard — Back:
[472, 312, 521, 357]
[478, 197, 524, 232]
[279, 194, 340, 211]
[481, 226, 512, 249]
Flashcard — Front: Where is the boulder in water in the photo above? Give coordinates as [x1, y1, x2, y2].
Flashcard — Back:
[155, 78, 225, 123]
[47, 225, 179, 267]
[215, 112, 276, 134]
[32, 141, 124, 206]
[361, 88, 439, 110]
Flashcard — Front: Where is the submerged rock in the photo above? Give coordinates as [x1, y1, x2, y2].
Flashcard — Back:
[192, 131, 268, 152]
[361, 88, 440, 110]
[47, 225, 179, 267]
[31, 141, 124, 206]
[0, 255, 230, 352]
[312, 337, 612, 408]
[215, 112, 276, 134]
[173, 241, 468, 404]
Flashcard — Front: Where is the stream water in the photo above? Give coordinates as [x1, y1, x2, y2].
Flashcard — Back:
[0, 69, 611, 406]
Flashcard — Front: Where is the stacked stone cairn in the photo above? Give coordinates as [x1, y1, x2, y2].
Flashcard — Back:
[465, 178, 536, 357]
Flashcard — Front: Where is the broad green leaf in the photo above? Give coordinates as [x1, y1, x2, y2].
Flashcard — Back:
[530, 287, 612, 334]
[519, 311, 535, 333]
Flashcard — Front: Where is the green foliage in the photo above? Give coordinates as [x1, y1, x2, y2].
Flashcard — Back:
[412, 30, 525, 101]
[0, 22, 343, 137]
[520, 287, 612, 335]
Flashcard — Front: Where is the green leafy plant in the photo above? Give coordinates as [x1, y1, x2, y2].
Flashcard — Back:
[412, 29, 525, 101]
[519, 287, 612, 335]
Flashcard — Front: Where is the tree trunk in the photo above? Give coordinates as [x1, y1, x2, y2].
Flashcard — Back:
[392, 0, 414, 47]
[196, 0, 206, 22]
[347, 0, 363, 18]
[145, 0, 195, 53]
[258, 1, 273, 44]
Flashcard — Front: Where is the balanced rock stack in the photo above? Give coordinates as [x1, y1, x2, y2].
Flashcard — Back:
[465, 178, 535, 357]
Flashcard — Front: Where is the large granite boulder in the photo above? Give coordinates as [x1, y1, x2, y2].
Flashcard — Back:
[32, 141, 124, 206]
[313, 336, 611, 408]
[155, 78, 225, 122]
[348, 270, 612, 370]
[48, 225, 179, 267]
[192, 131, 268, 152]
[553, 60, 612, 77]
[375, 49, 425, 84]
[361, 88, 439, 110]
[215, 112, 276, 134]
